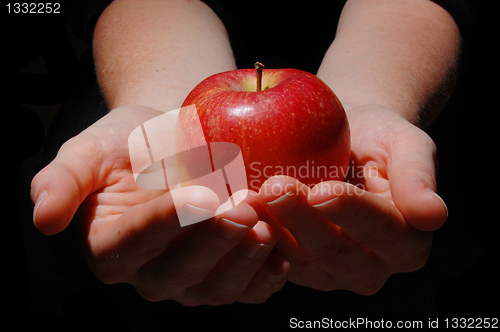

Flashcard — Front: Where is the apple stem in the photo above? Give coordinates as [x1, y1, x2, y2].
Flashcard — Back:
[254, 62, 265, 91]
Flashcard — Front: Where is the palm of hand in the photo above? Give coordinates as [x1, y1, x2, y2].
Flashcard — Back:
[32, 105, 288, 305]
[57, 106, 170, 281]
[251, 104, 447, 294]
[32, 103, 447, 301]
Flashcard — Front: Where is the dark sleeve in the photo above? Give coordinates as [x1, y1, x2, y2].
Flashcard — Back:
[64, 0, 114, 45]
[431, 0, 476, 42]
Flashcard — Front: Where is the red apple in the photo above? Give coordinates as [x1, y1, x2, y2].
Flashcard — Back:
[177, 63, 350, 192]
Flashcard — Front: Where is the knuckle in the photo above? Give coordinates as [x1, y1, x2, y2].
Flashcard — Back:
[244, 296, 269, 304]
[354, 279, 387, 296]
[199, 290, 239, 306]
[132, 276, 181, 303]
[91, 268, 122, 285]
[302, 240, 351, 265]
[243, 289, 278, 304]
[313, 283, 338, 292]
[396, 239, 432, 273]
[88, 262, 126, 285]
[401, 251, 430, 272]
[135, 288, 166, 302]
[84, 253, 127, 285]
[167, 267, 207, 286]
[133, 284, 190, 303]
[346, 272, 389, 296]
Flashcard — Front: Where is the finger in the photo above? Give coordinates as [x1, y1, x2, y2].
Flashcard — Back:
[237, 185, 305, 265]
[186, 221, 279, 305]
[134, 200, 259, 301]
[31, 105, 161, 235]
[86, 185, 220, 284]
[309, 181, 433, 271]
[388, 129, 448, 231]
[258, 176, 380, 271]
[31, 136, 105, 235]
[258, 177, 391, 293]
[238, 252, 290, 304]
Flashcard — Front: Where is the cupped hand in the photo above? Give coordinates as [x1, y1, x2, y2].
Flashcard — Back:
[31, 105, 289, 305]
[251, 104, 448, 294]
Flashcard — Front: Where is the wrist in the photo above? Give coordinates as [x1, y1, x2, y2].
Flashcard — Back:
[342, 103, 417, 132]
[320, 74, 423, 125]
[340, 96, 418, 125]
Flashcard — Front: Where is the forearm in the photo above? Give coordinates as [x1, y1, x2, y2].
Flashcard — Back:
[93, 0, 236, 112]
[317, 0, 461, 127]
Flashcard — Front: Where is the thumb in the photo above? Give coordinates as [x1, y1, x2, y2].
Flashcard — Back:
[388, 131, 448, 232]
[31, 105, 163, 235]
[31, 136, 105, 235]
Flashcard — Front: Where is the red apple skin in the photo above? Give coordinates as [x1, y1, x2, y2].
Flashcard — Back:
[178, 68, 350, 191]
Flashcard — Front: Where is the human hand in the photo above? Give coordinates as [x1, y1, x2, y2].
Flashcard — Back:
[251, 104, 448, 294]
[31, 105, 289, 305]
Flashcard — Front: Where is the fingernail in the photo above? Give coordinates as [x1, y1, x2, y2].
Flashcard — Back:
[241, 240, 272, 260]
[427, 189, 448, 218]
[312, 197, 342, 214]
[266, 191, 297, 213]
[267, 191, 294, 205]
[220, 218, 250, 240]
[33, 191, 48, 228]
[178, 204, 216, 227]
[312, 197, 340, 208]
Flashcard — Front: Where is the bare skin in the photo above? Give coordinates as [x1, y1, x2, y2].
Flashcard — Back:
[31, 0, 459, 304]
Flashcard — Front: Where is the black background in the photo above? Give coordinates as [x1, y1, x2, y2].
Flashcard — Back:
[3, 0, 498, 330]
